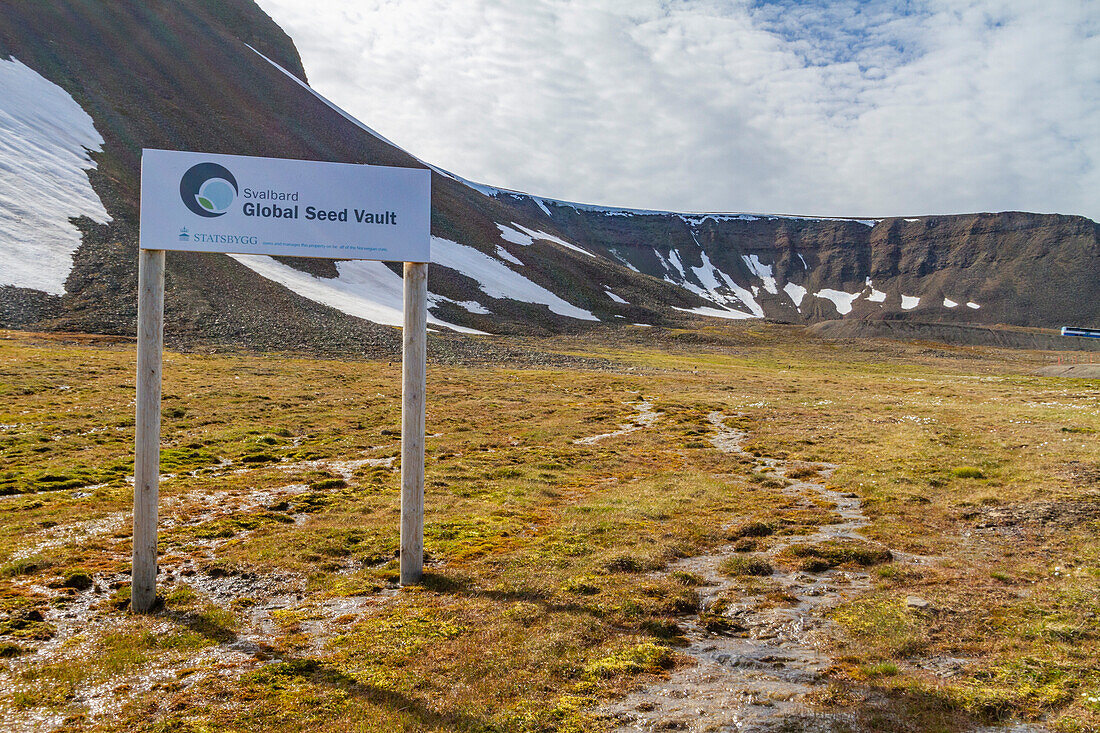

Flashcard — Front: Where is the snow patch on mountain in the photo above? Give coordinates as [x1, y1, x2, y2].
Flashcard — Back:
[680, 214, 761, 225]
[865, 278, 887, 303]
[494, 246, 523, 265]
[608, 249, 640, 272]
[449, 299, 490, 315]
[0, 57, 111, 295]
[497, 221, 597, 260]
[715, 274, 764, 317]
[673, 305, 754, 320]
[783, 282, 807, 308]
[497, 223, 533, 246]
[667, 249, 688, 278]
[232, 234, 599, 330]
[229, 255, 486, 334]
[901, 295, 921, 310]
[431, 236, 597, 320]
[741, 255, 778, 294]
[815, 288, 861, 315]
[605, 290, 628, 304]
[509, 223, 595, 258]
[676, 248, 764, 318]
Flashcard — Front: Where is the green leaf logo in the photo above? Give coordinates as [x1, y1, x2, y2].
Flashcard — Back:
[180, 163, 238, 218]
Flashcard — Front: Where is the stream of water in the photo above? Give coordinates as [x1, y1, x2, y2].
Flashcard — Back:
[602, 413, 1044, 733]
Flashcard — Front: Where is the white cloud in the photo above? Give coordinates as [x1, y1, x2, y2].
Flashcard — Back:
[257, 0, 1100, 220]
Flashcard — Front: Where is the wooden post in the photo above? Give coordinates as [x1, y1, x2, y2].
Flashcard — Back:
[400, 261, 427, 585]
[132, 249, 165, 613]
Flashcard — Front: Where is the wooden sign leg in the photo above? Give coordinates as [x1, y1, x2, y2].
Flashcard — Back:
[133, 249, 165, 613]
[400, 261, 427, 585]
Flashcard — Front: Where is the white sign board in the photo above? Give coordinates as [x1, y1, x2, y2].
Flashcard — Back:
[139, 149, 430, 262]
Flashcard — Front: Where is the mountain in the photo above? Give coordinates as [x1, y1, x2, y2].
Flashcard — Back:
[1, 0, 1098, 353]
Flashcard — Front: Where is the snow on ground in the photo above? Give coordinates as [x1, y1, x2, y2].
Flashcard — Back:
[496, 223, 533, 246]
[609, 249, 640, 272]
[783, 282, 807, 308]
[229, 255, 486, 334]
[494, 245, 523, 265]
[687, 249, 722, 293]
[647, 242, 760, 320]
[0, 57, 111, 295]
[672, 305, 754, 320]
[726, 279, 763, 316]
[967, 302, 981, 309]
[654, 249, 675, 279]
[797, 253, 808, 269]
[667, 249, 688, 279]
[451, 300, 490, 315]
[901, 295, 921, 310]
[430, 237, 597, 320]
[944, 298, 958, 308]
[675, 247, 762, 318]
[741, 255, 778, 294]
[235, 236, 598, 327]
[865, 278, 887, 303]
[680, 214, 760, 225]
[707, 260, 764, 316]
[679, 212, 876, 226]
[605, 289, 628, 304]
[814, 288, 861, 315]
[508, 223, 596, 258]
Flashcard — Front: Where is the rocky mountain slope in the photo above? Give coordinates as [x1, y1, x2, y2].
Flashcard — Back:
[1, 0, 1097, 352]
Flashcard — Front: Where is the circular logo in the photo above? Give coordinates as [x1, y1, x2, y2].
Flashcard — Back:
[179, 162, 238, 217]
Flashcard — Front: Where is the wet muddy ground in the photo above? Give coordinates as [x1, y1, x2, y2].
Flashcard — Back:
[0, 402, 1063, 731]
[0, 451, 402, 732]
[600, 413, 1050, 733]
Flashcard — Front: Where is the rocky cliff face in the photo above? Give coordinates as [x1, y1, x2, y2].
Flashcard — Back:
[1, 0, 1096, 350]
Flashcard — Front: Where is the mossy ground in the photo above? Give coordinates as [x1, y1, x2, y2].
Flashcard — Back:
[0, 327, 1098, 731]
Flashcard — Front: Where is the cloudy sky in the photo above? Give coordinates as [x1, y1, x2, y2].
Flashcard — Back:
[255, 0, 1099, 220]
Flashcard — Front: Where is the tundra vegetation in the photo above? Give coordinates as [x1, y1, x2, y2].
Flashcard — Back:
[0, 325, 1097, 732]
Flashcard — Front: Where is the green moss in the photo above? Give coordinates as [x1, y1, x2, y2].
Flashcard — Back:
[718, 556, 773, 577]
[860, 661, 900, 677]
[239, 452, 278, 464]
[160, 446, 218, 471]
[61, 570, 94, 591]
[30, 472, 88, 492]
[1, 326, 1099, 730]
[952, 466, 986, 479]
[0, 642, 25, 657]
[582, 641, 673, 680]
[309, 478, 347, 490]
[0, 610, 55, 640]
[185, 511, 294, 540]
[783, 540, 893, 571]
[562, 577, 601, 595]
[833, 597, 926, 657]
[669, 571, 703, 587]
[730, 520, 774, 538]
